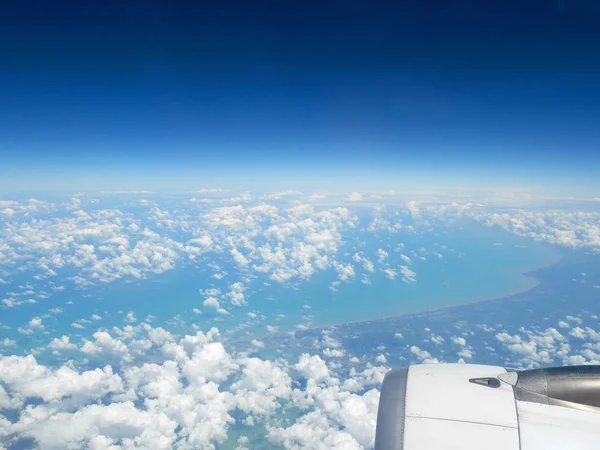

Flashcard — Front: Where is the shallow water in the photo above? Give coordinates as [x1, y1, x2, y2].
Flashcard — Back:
[0, 218, 561, 356]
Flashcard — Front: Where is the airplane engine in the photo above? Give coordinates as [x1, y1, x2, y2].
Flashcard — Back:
[374, 364, 600, 450]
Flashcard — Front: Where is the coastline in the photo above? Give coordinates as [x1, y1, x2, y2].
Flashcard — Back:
[284, 244, 565, 335]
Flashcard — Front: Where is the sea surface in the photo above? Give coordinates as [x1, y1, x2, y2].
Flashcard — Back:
[1, 219, 562, 357]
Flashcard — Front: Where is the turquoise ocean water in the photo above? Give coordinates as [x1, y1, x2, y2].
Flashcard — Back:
[1, 219, 561, 357]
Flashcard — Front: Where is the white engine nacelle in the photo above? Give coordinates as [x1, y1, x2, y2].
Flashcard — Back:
[374, 364, 600, 450]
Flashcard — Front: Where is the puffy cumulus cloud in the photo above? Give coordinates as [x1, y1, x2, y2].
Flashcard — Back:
[406, 201, 420, 217]
[430, 335, 445, 345]
[270, 353, 383, 450]
[0, 196, 371, 301]
[375, 354, 387, 363]
[200, 203, 354, 284]
[381, 268, 397, 280]
[376, 248, 388, 263]
[230, 247, 250, 267]
[226, 282, 246, 307]
[231, 358, 293, 416]
[410, 346, 439, 364]
[203, 297, 220, 309]
[474, 210, 600, 250]
[569, 327, 586, 339]
[399, 265, 417, 283]
[457, 349, 473, 360]
[201, 296, 229, 315]
[1, 338, 16, 347]
[24, 401, 177, 450]
[81, 330, 132, 362]
[48, 335, 77, 351]
[493, 320, 600, 368]
[451, 336, 467, 347]
[333, 262, 355, 281]
[347, 192, 363, 202]
[28, 317, 44, 329]
[0, 355, 123, 409]
[566, 315, 583, 324]
[323, 348, 346, 358]
[352, 252, 375, 274]
[267, 409, 369, 450]
[0, 202, 185, 292]
[186, 235, 213, 252]
[295, 354, 332, 384]
[0, 325, 388, 449]
[399, 254, 412, 265]
[369, 201, 600, 253]
[0, 198, 56, 219]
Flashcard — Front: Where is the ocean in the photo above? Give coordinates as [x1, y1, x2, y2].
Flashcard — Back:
[1, 218, 561, 359]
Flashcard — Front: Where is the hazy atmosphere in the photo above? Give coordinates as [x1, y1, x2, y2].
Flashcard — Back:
[1, 1, 600, 449]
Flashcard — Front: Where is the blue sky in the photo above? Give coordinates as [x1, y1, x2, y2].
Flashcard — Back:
[1, 1, 600, 193]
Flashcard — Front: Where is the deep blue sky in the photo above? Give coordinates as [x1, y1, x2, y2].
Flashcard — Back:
[1, 1, 600, 193]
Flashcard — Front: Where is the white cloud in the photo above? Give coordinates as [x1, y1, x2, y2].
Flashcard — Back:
[227, 282, 246, 306]
[569, 327, 586, 339]
[80, 331, 131, 362]
[492, 324, 590, 368]
[375, 354, 387, 363]
[16, 312, 600, 448]
[376, 249, 388, 262]
[458, 349, 473, 359]
[1, 338, 16, 347]
[347, 192, 363, 202]
[399, 265, 416, 283]
[295, 354, 331, 383]
[399, 254, 412, 265]
[451, 336, 466, 346]
[48, 335, 77, 351]
[333, 262, 355, 281]
[261, 191, 302, 200]
[431, 335, 445, 345]
[124, 312, 137, 323]
[410, 346, 439, 364]
[324, 348, 346, 358]
[474, 210, 600, 250]
[203, 297, 220, 309]
[381, 268, 397, 280]
[13, 195, 600, 446]
[28, 317, 43, 329]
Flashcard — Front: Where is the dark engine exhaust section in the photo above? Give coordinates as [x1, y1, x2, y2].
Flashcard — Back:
[509, 365, 600, 412]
